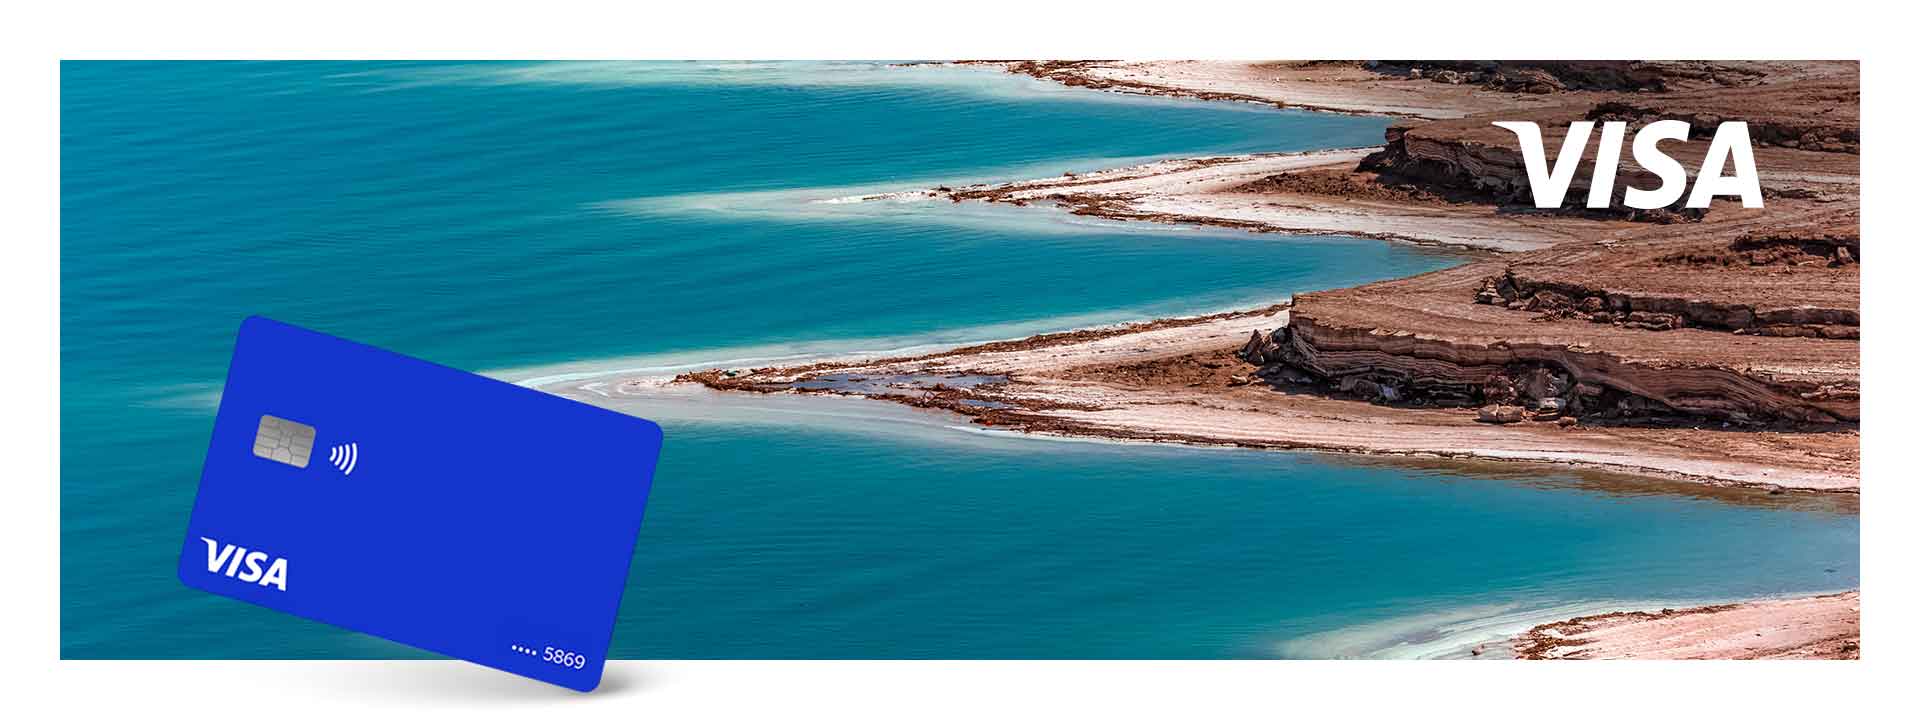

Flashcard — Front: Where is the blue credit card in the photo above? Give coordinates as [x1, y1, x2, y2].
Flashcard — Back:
[178, 316, 663, 691]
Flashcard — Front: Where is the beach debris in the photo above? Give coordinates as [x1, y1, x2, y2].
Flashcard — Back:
[1531, 397, 1564, 420]
[1474, 276, 1504, 305]
[1239, 329, 1272, 363]
[1477, 405, 1527, 424]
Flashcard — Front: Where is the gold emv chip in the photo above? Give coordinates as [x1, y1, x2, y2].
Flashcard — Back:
[253, 414, 316, 468]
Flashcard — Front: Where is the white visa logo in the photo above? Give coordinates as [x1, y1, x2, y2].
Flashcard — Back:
[201, 537, 289, 591]
[1493, 120, 1762, 210]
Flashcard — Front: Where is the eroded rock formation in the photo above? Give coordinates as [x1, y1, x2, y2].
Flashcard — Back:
[1355, 73, 1859, 218]
[1233, 63, 1859, 429]
[1240, 309, 1855, 426]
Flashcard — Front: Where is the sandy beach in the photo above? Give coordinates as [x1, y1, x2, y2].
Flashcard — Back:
[961, 61, 1587, 119]
[1514, 592, 1860, 659]
[673, 303, 1856, 492]
[963, 61, 1853, 119]
[892, 148, 1622, 252]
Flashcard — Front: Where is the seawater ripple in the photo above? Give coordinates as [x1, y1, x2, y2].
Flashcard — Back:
[61, 61, 1855, 660]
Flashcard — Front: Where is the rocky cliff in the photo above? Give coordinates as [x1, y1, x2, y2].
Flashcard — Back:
[1234, 64, 1860, 429]
[1241, 308, 1856, 425]
[1355, 74, 1860, 218]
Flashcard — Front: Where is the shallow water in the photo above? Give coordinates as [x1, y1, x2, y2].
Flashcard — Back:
[60, 61, 1856, 659]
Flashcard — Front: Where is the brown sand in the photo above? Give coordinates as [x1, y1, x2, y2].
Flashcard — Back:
[654, 60, 1860, 658]
[1514, 592, 1860, 659]
[672, 303, 1856, 492]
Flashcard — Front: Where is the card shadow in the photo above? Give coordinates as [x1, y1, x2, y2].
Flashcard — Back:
[309, 660, 653, 704]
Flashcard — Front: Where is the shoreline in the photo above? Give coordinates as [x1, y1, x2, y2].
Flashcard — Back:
[953, 61, 1570, 119]
[664, 61, 1859, 492]
[820, 60, 1857, 489]
[670, 302, 1856, 493]
[956, 60, 1856, 121]
[869, 147, 1615, 253]
[657, 60, 1860, 654]
[1513, 592, 1860, 660]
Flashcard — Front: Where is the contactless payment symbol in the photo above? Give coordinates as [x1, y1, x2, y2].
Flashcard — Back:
[326, 442, 359, 476]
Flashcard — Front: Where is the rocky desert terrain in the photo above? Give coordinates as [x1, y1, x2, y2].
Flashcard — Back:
[688, 61, 1861, 492]
[1238, 64, 1858, 436]
[662, 61, 1862, 658]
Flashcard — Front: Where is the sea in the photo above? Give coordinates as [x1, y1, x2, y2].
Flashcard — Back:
[60, 61, 1858, 659]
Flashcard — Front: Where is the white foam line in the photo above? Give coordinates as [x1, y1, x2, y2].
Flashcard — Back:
[1276, 600, 1668, 660]
[502, 351, 829, 389]
[498, 294, 1300, 395]
[493, 305, 1242, 390]
[1273, 589, 1859, 660]
[353, 61, 1301, 113]
[589, 152, 1208, 221]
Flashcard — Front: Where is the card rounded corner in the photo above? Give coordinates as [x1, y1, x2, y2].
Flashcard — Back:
[237, 314, 275, 335]
[174, 559, 200, 591]
[619, 417, 665, 450]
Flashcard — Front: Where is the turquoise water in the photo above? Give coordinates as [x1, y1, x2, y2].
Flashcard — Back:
[61, 61, 1857, 659]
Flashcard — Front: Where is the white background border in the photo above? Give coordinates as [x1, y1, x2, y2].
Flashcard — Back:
[6, 1, 1913, 716]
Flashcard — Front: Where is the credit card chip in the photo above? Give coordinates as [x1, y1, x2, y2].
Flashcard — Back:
[253, 414, 315, 468]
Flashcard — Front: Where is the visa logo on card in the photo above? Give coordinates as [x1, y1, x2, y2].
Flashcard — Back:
[179, 316, 663, 691]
